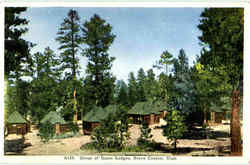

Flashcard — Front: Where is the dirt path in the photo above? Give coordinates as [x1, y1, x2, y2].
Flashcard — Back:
[5, 129, 91, 155]
[5, 123, 232, 156]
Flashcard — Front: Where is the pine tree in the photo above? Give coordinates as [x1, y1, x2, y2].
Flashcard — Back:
[163, 109, 187, 150]
[56, 9, 82, 123]
[82, 14, 116, 107]
[5, 7, 32, 76]
[4, 7, 34, 121]
[153, 50, 174, 102]
[127, 72, 138, 107]
[137, 68, 146, 102]
[29, 48, 61, 123]
[144, 69, 158, 101]
[154, 50, 174, 74]
[198, 8, 243, 155]
[115, 80, 129, 106]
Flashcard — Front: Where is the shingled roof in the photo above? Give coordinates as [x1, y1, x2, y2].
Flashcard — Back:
[6, 111, 27, 124]
[128, 100, 168, 115]
[82, 105, 120, 123]
[41, 111, 66, 124]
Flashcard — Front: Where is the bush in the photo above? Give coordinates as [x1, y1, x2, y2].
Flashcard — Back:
[91, 106, 130, 152]
[53, 132, 79, 139]
[137, 121, 153, 148]
[39, 121, 55, 143]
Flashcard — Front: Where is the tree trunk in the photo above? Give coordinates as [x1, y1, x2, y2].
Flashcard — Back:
[231, 89, 242, 155]
[174, 139, 177, 151]
[203, 104, 207, 125]
[73, 89, 78, 124]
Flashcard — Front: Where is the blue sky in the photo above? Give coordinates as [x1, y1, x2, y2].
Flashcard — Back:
[21, 7, 203, 81]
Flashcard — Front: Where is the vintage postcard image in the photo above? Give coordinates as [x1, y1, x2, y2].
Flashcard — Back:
[1, 1, 249, 164]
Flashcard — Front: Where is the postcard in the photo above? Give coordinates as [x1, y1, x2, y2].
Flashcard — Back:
[0, 1, 249, 164]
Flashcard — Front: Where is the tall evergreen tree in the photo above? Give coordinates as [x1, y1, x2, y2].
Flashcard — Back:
[137, 68, 146, 102]
[198, 8, 243, 155]
[154, 50, 174, 74]
[144, 69, 158, 101]
[154, 50, 174, 102]
[5, 7, 32, 76]
[115, 80, 129, 106]
[172, 49, 189, 77]
[29, 48, 62, 123]
[82, 14, 116, 107]
[56, 9, 82, 123]
[4, 7, 34, 121]
[127, 72, 138, 107]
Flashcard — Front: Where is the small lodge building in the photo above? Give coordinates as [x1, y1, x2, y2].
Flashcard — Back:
[6, 111, 30, 135]
[82, 105, 119, 135]
[210, 110, 226, 124]
[40, 111, 67, 134]
[208, 97, 231, 124]
[128, 101, 168, 125]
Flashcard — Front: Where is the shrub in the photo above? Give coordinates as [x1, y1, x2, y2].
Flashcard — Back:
[53, 132, 79, 139]
[91, 106, 130, 152]
[137, 121, 153, 148]
[39, 121, 55, 143]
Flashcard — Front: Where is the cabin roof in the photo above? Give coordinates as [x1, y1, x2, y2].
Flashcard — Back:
[128, 101, 167, 115]
[41, 111, 66, 124]
[82, 105, 120, 123]
[6, 111, 27, 124]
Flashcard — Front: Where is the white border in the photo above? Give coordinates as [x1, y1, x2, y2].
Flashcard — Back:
[243, 2, 250, 162]
[0, 3, 5, 159]
[0, 1, 249, 164]
[1, 2, 247, 7]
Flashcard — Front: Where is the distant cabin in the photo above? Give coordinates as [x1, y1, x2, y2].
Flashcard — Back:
[210, 110, 226, 124]
[208, 97, 231, 124]
[40, 111, 67, 134]
[6, 111, 30, 135]
[128, 101, 168, 125]
[82, 105, 120, 135]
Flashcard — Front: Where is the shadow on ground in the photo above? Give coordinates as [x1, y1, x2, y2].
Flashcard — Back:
[4, 137, 32, 155]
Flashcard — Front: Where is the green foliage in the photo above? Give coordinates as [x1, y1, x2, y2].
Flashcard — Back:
[198, 8, 243, 89]
[153, 50, 175, 102]
[29, 48, 62, 123]
[39, 121, 55, 143]
[137, 122, 153, 147]
[127, 72, 138, 107]
[198, 9, 243, 153]
[193, 61, 232, 125]
[154, 50, 174, 74]
[82, 14, 116, 108]
[115, 80, 129, 106]
[53, 132, 80, 139]
[171, 50, 196, 116]
[163, 109, 187, 149]
[56, 9, 83, 123]
[67, 122, 79, 134]
[56, 9, 82, 79]
[144, 69, 159, 101]
[4, 7, 33, 76]
[5, 80, 30, 119]
[4, 8, 35, 123]
[90, 106, 130, 151]
[136, 68, 146, 102]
